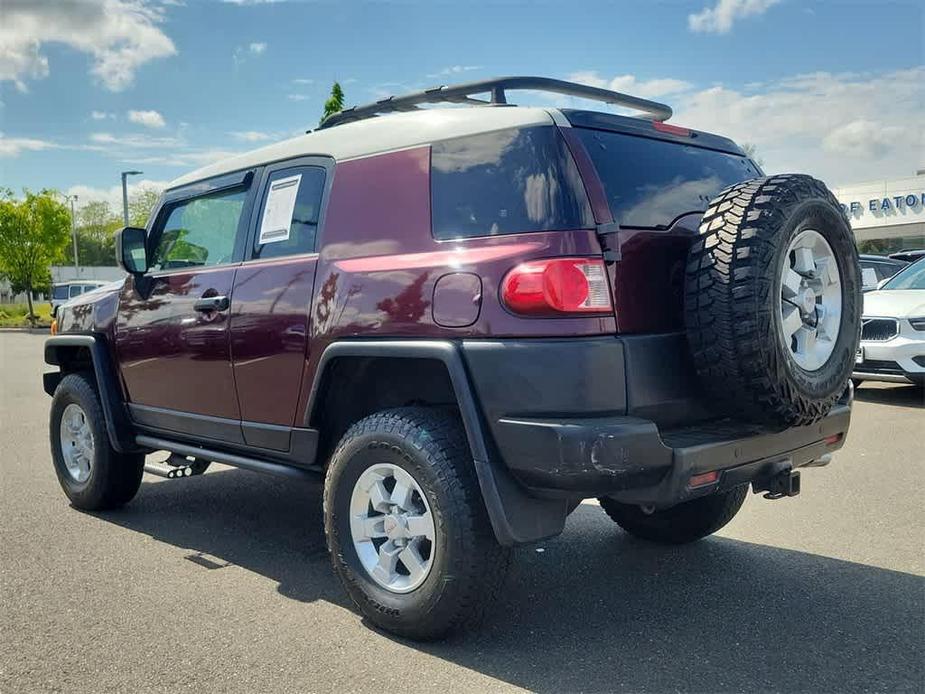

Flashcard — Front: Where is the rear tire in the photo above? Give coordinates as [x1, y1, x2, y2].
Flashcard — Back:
[685, 175, 861, 428]
[598, 486, 748, 545]
[323, 407, 511, 640]
[49, 373, 144, 510]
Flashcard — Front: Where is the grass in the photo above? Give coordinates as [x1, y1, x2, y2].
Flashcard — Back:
[0, 302, 53, 328]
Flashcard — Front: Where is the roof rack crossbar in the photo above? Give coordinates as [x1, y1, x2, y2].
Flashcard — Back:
[318, 75, 673, 129]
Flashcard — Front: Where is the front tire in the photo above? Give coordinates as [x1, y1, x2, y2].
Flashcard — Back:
[598, 486, 748, 544]
[323, 407, 510, 640]
[49, 373, 144, 510]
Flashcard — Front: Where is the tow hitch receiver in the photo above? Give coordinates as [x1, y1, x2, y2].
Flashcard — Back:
[753, 461, 801, 500]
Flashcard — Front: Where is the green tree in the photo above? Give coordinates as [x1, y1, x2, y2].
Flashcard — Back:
[68, 199, 121, 266]
[128, 187, 161, 228]
[0, 189, 71, 325]
[320, 82, 345, 125]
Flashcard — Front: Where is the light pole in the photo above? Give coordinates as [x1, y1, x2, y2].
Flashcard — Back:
[63, 194, 80, 276]
[121, 170, 143, 225]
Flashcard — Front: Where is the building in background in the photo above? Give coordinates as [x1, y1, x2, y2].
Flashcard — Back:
[832, 173, 925, 254]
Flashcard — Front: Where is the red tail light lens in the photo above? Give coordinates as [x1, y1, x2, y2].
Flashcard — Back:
[501, 258, 612, 316]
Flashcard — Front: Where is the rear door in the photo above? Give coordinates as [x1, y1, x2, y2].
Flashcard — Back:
[115, 170, 258, 443]
[568, 123, 761, 333]
[229, 158, 330, 451]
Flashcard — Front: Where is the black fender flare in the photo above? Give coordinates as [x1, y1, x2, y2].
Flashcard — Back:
[304, 340, 569, 546]
[44, 335, 138, 453]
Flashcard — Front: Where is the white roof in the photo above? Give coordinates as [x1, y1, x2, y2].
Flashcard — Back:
[168, 106, 557, 189]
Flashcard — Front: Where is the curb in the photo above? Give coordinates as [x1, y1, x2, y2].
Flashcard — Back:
[0, 327, 50, 334]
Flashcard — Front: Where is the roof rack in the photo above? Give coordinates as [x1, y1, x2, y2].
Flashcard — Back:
[318, 75, 673, 129]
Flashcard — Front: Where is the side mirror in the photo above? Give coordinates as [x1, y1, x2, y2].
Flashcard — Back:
[115, 226, 149, 275]
[876, 278, 889, 290]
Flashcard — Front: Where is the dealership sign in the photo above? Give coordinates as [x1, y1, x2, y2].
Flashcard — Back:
[834, 185, 925, 230]
[840, 193, 925, 215]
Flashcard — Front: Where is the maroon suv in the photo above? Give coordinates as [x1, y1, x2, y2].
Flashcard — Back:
[44, 77, 861, 640]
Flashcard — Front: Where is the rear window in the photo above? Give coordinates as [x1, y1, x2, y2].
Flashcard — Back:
[431, 126, 593, 240]
[575, 128, 760, 229]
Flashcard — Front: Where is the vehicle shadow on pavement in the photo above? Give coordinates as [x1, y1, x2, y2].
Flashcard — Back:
[102, 470, 923, 693]
[854, 383, 924, 409]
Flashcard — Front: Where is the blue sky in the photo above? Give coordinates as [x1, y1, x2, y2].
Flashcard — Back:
[1, 0, 922, 208]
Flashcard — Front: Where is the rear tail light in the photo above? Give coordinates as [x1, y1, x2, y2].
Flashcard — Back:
[501, 257, 612, 317]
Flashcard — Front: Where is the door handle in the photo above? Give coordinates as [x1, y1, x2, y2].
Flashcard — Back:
[193, 295, 230, 312]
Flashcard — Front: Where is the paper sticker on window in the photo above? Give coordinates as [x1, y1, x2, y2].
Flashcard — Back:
[861, 267, 878, 288]
[258, 174, 302, 244]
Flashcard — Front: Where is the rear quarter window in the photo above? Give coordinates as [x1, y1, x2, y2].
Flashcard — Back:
[431, 126, 593, 240]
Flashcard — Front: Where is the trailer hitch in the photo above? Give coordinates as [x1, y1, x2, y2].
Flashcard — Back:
[752, 460, 801, 500]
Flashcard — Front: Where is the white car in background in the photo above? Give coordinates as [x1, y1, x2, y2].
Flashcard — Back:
[50, 281, 109, 316]
[853, 258, 925, 387]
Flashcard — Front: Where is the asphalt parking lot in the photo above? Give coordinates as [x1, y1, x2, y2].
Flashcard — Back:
[1, 331, 923, 693]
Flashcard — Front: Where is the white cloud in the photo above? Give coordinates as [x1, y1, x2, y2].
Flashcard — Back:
[233, 41, 268, 67]
[673, 66, 924, 184]
[292, 78, 313, 85]
[427, 65, 482, 79]
[91, 111, 115, 120]
[287, 93, 309, 101]
[563, 67, 923, 185]
[222, 0, 285, 4]
[65, 179, 168, 210]
[91, 132, 182, 148]
[229, 130, 272, 142]
[821, 120, 907, 159]
[0, 0, 176, 92]
[689, 0, 780, 34]
[124, 149, 241, 167]
[568, 71, 692, 98]
[0, 133, 58, 157]
[127, 109, 166, 129]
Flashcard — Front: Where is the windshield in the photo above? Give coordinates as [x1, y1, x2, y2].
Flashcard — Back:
[882, 258, 925, 290]
[574, 128, 760, 229]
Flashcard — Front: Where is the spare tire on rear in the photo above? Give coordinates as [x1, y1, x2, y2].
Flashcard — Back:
[684, 174, 861, 429]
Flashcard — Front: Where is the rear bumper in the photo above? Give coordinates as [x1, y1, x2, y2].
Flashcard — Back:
[462, 336, 852, 508]
[494, 405, 849, 507]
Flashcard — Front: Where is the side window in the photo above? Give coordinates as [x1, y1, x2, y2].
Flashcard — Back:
[68, 285, 82, 298]
[253, 166, 326, 260]
[151, 187, 247, 271]
[431, 126, 594, 240]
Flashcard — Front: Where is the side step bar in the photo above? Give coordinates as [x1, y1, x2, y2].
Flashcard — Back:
[136, 435, 319, 480]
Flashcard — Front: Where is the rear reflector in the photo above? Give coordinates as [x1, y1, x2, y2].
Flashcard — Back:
[501, 257, 612, 316]
[652, 121, 691, 137]
[689, 470, 719, 488]
[824, 433, 842, 446]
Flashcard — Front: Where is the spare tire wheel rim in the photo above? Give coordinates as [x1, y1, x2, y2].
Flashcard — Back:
[779, 229, 842, 371]
[60, 403, 95, 483]
[349, 463, 436, 593]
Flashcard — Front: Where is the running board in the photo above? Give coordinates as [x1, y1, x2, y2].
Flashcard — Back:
[136, 435, 318, 480]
